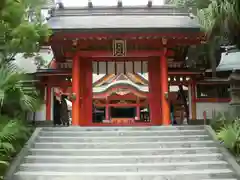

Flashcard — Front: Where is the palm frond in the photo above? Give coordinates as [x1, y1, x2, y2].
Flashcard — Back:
[0, 61, 42, 113]
[0, 160, 8, 167]
[0, 116, 32, 177]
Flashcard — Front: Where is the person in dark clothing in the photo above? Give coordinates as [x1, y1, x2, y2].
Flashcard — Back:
[53, 96, 61, 126]
[170, 101, 176, 125]
[60, 95, 70, 126]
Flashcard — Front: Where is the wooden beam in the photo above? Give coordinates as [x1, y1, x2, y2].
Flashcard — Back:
[95, 103, 148, 107]
[65, 50, 174, 58]
[50, 32, 205, 40]
[51, 38, 203, 48]
[168, 71, 202, 75]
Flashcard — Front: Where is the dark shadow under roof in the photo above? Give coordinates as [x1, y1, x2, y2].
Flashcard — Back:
[47, 6, 201, 33]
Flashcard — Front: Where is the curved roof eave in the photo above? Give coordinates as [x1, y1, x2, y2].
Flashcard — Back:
[93, 80, 148, 93]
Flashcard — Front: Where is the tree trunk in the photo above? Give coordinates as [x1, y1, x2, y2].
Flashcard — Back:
[0, 0, 6, 12]
[209, 41, 216, 77]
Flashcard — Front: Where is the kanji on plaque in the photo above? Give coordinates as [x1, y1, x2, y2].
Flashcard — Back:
[113, 39, 126, 56]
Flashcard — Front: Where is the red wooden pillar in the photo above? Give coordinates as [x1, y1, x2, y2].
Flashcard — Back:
[86, 60, 93, 125]
[136, 98, 140, 120]
[105, 97, 109, 120]
[148, 59, 162, 125]
[81, 59, 92, 126]
[105, 106, 109, 120]
[72, 55, 81, 126]
[46, 86, 51, 121]
[160, 52, 170, 125]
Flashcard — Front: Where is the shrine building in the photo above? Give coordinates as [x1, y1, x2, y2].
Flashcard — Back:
[21, 3, 232, 126]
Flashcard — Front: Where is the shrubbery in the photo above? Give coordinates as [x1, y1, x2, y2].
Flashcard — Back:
[211, 112, 240, 156]
[0, 116, 33, 179]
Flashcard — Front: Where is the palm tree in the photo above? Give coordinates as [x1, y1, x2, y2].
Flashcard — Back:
[165, 0, 221, 76]
[197, 5, 220, 77]
[0, 62, 40, 178]
[196, 0, 238, 76]
[0, 63, 41, 117]
[208, 0, 240, 75]
[198, 0, 240, 48]
[226, 0, 240, 48]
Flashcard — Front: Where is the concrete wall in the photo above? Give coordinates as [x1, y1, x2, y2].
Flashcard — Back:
[196, 102, 230, 119]
[35, 104, 47, 121]
[28, 87, 54, 122]
[27, 104, 46, 121]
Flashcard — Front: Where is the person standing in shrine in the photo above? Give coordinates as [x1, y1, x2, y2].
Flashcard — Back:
[60, 95, 70, 126]
[170, 101, 175, 125]
[53, 96, 61, 126]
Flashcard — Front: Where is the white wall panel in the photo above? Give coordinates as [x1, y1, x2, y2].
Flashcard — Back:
[196, 102, 230, 119]
[107, 62, 115, 74]
[116, 62, 124, 74]
[125, 61, 133, 73]
[99, 62, 106, 74]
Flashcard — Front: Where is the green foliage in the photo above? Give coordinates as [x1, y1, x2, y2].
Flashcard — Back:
[166, 0, 211, 13]
[0, 63, 42, 115]
[196, 0, 240, 47]
[0, 62, 39, 175]
[0, 0, 51, 63]
[211, 112, 240, 156]
[0, 116, 32, 179]
[0, 0, 46, 178]
[211, 111, 235, 132]
[168, 0, 240, 45]
[217, 120, 240, 156]
[167, 0, 237, 74]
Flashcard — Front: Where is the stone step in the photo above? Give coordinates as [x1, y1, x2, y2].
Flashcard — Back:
[36, 135, 211, 143]
[202, 179, 238, 180]
[19, 161, 230, 172]
[39, 129, 208, 137]
[24, 153, 223, 164]
[13, 169, 237, 180]
[41, 126, 206, 132]
[29, 147, 220, 156]
[33, 140, 217, 149]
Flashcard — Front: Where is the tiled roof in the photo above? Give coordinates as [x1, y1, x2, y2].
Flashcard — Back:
[93, 80, 148, 93]
[47, 6, 200, 32]
[217, 49, 240, 71]
[93, 73, 148, 86]
[42, 0, 55, 9]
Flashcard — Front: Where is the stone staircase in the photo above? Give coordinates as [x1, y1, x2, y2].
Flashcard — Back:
[11, 126, 240, 180]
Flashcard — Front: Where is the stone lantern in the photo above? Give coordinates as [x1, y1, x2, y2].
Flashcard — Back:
[228, 71, 240, 116]
[217, 46, 240, 116]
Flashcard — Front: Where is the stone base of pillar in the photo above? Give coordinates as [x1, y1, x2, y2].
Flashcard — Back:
[229, 105, 240, 117]
[229, 72, 240, 117]
[103, 120, 111, 123]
